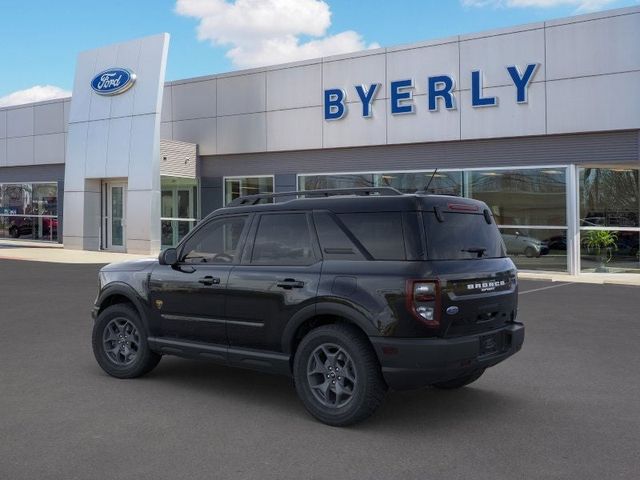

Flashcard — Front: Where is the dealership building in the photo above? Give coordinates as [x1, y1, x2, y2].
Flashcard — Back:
[0, 6, 638, 275]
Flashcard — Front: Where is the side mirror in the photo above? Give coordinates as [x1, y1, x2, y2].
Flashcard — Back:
[159, 247, 178, 266]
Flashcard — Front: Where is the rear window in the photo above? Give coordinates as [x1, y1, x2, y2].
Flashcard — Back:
[338, 212, 406, 260]
[423, 212, 506, 260]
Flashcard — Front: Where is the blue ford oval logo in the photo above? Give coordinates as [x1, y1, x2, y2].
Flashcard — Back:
[446, 306, 459, 315]
[91, 68, 136, 96]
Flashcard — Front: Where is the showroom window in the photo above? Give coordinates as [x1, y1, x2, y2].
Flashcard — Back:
[467, 168, 568, 272]
[579, 167, 639, 273]
[298, 171, 462, 196]
[224, 176, 274, 205]
[0, 182, 58, 242]
[161, 176, 198, 248]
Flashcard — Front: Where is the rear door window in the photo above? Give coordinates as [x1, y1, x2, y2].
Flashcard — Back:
[251, 213, 316, 265]
[423, 212, 506, 260]
[338, 212, 406, 260]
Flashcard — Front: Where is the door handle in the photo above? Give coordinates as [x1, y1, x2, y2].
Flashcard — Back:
[277, 278, 305, 289]
[198, 276, 221, 286]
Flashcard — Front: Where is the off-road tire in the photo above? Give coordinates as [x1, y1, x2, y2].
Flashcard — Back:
[293, 324, 387, 427]
[92, 304, 161, 379]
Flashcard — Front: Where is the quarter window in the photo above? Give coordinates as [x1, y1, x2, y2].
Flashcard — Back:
[181, 216, 247, 264]
[251, 214, 315, 265]
[338, 212, 406, 260]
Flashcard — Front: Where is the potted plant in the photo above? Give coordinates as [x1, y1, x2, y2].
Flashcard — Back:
[585, 230, 618, 272]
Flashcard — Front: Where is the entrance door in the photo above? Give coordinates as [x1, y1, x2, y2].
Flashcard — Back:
[105, 182, 126, 251]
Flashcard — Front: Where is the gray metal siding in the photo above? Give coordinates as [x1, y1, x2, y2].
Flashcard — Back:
[160, 140, 197, 178]
[200, 130, 640, 177]
[0, 164, 65, 183]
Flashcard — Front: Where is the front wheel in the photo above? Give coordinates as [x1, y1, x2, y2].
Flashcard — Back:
[92, 304, 161, 379]
[293, 324, 387, 427]
[431, 369, 485, 389]
[524, 246, 538, 258]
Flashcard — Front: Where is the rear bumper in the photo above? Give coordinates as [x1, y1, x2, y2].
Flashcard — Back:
[370, 323, 524, 390]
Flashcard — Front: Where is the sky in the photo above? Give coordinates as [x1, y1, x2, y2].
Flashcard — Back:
[0, 0, 638, 106]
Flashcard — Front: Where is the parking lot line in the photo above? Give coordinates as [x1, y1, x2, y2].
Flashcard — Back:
[519, 282, 574, 295]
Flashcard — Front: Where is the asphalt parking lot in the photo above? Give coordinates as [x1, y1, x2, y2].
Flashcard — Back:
[1, 260, 639, 480]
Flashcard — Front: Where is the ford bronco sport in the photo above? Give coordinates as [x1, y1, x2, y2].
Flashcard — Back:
[92, 188, 524, 426]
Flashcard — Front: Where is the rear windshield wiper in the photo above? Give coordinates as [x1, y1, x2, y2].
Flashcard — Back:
[461, 247, 487, 258]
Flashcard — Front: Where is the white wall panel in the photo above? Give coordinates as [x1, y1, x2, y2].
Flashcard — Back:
[387, 95, 460, 144]
[459, 28, 545, 89]
[160, 122, 173, 140]
[218, 73, 266, 115]
[546, 13, 640, 80]
[128, 114, 160, 191]
[85, 120, 109, 178]
[89, 45, 118, 121]
[323, 99, 387, 148]
[106, 116, 132, 177]
[133, 33, 169, 116]
[64, 122, 89, 191]
[34, 133, 65, 165]
[110, 40, 140, 118]
[6, 136, 34, 166]
[324, 53, 387, 101]
[161, 85, 172, 122]
[7, 107, 34, 137]
[0, 110, 6, 138]
[218, 113, 266, 154]
[386, 42, 459, 97]
[172, 117, 217, 155]
[547, 71, 640, 134]
[68, 50, 96, 123]
[63, 100, 70, 133]
[461, 83, 546, 139]
[267, 64, 322, 110]
[267, 107, 322, 151]
[34, 102, 65, 135]
[172, 79, 216, 120]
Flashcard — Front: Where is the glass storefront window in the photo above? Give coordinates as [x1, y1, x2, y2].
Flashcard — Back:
[579, 168, 639, 228]
[499, 228, 568, 272]
[161, 176, 198, 248]
[298, 171, 462, 196]
[224, 176, 274, 205]
[468, 168, 567, 226]
[580, 230, 639, 273]
[0, 182, 58, 242]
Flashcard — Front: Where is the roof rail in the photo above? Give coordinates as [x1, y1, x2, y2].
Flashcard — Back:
[227, 187, 403, 207]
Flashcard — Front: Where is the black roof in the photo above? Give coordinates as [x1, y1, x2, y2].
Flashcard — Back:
[210, 188, 489, 218]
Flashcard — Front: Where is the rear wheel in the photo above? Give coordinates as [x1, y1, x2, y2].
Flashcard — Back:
[293, 324, 386, 426]
[92, 304, 161, 379]
[432, 369, 485, 389]
[524, 246, 538, 258]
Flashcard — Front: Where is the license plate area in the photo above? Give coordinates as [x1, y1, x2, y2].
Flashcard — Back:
[479, 332, 503, 356]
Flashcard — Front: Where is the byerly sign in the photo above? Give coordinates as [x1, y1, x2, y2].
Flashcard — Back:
[91, 68, 137, 96]
[324, 63, 539, 120]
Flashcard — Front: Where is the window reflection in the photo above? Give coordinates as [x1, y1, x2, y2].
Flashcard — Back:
[225, 176, 274, 205]
[499, 228, 568, 272]
[0, 182, 58, 241]
[468, 169, 567, 226]
[579, 168, 639, 228]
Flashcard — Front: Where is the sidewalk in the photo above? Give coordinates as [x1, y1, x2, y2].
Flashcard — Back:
[1, 240, 639, 285]
[0, 240, 150, 264]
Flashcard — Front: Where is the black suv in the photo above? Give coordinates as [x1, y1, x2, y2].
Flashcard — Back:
[92, 188, 524, 426]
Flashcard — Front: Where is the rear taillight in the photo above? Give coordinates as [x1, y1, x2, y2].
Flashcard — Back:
[406, 280, 440, 328]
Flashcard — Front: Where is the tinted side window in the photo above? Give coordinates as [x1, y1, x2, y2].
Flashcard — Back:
[338, 212, 406, 260]
[181, 216, 247, 264]
[251, 213, 315, 265]
[313, 212, 366, 261]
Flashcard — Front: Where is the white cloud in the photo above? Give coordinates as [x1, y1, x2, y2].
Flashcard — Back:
[462, 0, 618, 12]
[0, 85, 71, 108]
[175, 0, 379, 68]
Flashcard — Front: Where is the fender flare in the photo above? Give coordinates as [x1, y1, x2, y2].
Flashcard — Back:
[96, 282, 150, 331]
[281, 301, 378, 354]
